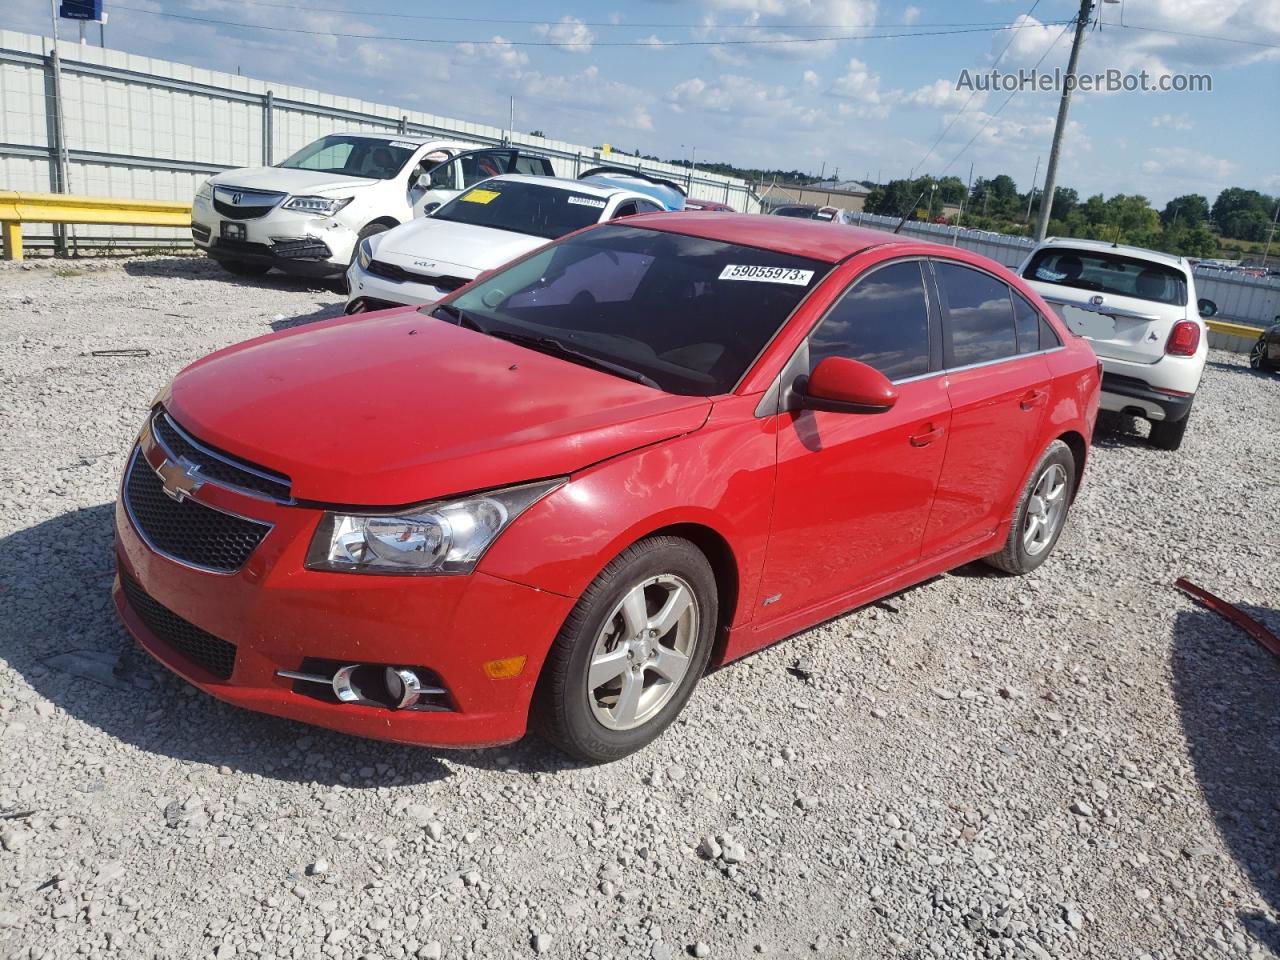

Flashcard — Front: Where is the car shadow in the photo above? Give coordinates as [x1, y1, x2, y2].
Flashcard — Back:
[1206, 357, 1276, 380]
[1091, 410, 1150, 449]
[1, 503, 462, 787]
[1171, 605, 1280, 953]
[122, 257, 347, 297]
[270, 303, 347, 332]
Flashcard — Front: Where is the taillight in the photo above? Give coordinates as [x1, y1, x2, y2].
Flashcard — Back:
[1166, 320, 1201, 357]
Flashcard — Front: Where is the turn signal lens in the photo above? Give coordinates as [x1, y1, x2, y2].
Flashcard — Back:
[1166, 320, 1201, 357]
[483, 656, 527, 680]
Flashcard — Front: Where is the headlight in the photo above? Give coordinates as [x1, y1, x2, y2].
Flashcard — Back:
[283, 195, 353, 216]
[195, 179, 213, 201]
[305, 479, 564, 575]
[357, 237, 373, 270]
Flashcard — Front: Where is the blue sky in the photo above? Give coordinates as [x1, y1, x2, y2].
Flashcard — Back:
[4, 0, 1278, 206]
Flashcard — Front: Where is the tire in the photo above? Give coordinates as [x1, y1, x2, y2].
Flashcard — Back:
[534, 536, 718, 763]
[1149, 402, 1192, 451]
[984, 440, 1076, 575]
[218, 259, 271, 277]
[350, 222, 391, 266]
[1251, 336, 1274, 372]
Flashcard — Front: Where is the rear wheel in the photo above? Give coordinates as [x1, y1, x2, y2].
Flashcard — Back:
[534, 537, 717, 763]
[1149, 402, 1192, 451]
[218, 259, 271, 277]
[984, 440, 1076, 575]
[1251, 336, 1274, 371]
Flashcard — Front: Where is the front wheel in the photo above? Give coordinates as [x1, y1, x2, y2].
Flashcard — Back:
[1251, 336, 1274, 371]
[534, 537, 718, 763]
[984, 440, 1076, 575]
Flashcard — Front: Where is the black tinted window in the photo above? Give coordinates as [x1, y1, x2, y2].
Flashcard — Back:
[937, 263, 1017, 366]
[1012, 291, 1060, 353]
[431, 182, 609, 240]
[809, 261, 930, 380]
[441, 225, 831, 396]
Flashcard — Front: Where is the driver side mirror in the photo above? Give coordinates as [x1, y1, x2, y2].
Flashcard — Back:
[797, 356, 898, 414]
[415, 172, 431, 189]
[1197, 298, 1217, 318]
[422, 202, 441, 216]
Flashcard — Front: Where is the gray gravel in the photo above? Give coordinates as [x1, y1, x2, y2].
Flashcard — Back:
[1, 256, 1278, 960]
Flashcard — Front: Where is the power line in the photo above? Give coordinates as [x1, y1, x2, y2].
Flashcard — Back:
[107, 5, 1075, 48]
[910, 0, 1042, 178]
[1118, 23, 1280, 49]
[939, 18, 1076, 177]
[142, 1, 1064, 32]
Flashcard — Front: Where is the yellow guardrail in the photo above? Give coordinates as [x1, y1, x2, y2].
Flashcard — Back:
[0, 191, 192, 261]
[1206, 319, 1263, 339]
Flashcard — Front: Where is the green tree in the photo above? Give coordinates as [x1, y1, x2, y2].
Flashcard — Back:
[1160, 194, 1209, 228]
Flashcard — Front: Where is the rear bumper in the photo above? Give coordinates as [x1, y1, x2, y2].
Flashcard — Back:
[1101, 372, 1194, 422]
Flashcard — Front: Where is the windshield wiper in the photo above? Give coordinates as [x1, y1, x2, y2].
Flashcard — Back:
[430, 303, 488, 334]
[492, 331, 660, 389]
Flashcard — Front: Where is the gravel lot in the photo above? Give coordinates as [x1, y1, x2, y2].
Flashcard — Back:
[1, 256, 1277, 960]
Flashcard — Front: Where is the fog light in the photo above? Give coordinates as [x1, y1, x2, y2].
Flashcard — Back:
[483, 656, 527, 680]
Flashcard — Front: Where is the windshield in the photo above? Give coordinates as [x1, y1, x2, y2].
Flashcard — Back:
[1023, 248, 1187, 306]
[278, 135, 417, 180]
[430, 224, 831, 395]
[774, 206, 817, 219]
[430, 181, 612, 240]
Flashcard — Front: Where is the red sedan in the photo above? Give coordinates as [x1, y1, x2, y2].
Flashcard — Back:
[114, 215, 1100, 762]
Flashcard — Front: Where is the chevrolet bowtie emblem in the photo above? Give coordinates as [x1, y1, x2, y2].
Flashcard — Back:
[156, 457, 203, 502]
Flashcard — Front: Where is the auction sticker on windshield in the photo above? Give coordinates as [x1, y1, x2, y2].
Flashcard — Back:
[567, 196, 607, 208]
[719, 264, 814, 285]
[461, 189, 501, 204]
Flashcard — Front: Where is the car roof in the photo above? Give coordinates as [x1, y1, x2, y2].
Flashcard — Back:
[478, 173, 631, 200]
[1036, 236, 1188, 270]
[330, 131, 467, 147]
[618, 212, 915, 263]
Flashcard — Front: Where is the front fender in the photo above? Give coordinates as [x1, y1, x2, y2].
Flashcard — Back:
[478, 394, 777, 630]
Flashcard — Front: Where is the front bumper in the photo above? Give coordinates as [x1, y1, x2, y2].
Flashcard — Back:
[112, 427, 575, 748]
[345, 260, 457, 312]
[192, 196, 357, 277]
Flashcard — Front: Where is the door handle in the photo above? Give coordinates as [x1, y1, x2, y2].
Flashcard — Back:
[909, 424, 945, 447]
[1019, 390, 1048, 411]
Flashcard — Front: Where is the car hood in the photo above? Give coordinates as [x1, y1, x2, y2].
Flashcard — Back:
[208, 166, 378, 195]
[163, 311, 712, 505]
[375, 218, 548, 274]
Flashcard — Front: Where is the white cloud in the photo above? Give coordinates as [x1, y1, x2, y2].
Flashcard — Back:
[639, 34, 673, 51]
[455, 35, 529, 70]
[1141, 146, 1235, 182]
[803, 69, 820, 89]
[828, 57, 883, 102]
[1151, 112, 1193, 130]
[522, 66, 653, 130]
[900, 78, 983, 111]
[535, 16, 596, 54]
[903, 5, 922, 25]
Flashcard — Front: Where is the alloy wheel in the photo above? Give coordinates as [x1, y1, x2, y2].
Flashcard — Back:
[1022, 463, 1068, 556]
[587, 574, 699, 731]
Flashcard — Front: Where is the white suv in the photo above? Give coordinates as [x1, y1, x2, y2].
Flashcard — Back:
[1019, 238, 1217, 450]
[190, 133, 554, 279]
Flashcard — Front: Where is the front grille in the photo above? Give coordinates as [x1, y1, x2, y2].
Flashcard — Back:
[212, 186, 284, 221]
[152, 409, 292, 502]
[124, 451, 271, 573]
[271, 238, 332, 260]
[120, 570, 237, 681]
[367, 259, 470, 291]
[191, 223, 211, 244]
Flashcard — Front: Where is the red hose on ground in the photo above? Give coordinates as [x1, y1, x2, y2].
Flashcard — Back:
[1175, 578, 1280, 661]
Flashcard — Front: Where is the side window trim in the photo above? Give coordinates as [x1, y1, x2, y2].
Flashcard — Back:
[801, 255, 937, 384]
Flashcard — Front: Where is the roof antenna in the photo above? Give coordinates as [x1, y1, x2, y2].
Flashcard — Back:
[1112, 223, 1122, 247]
[894, 186, 929, 234]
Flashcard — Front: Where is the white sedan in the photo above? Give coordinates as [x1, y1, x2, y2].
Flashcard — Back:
[345, 175, 670, 313]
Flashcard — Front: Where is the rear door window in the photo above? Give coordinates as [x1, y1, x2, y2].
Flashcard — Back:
[513, 154, 554, 176]
[935, 262, 1017, 367]
[808, 260, 932, 381]
[1012, 291, 1060, 353]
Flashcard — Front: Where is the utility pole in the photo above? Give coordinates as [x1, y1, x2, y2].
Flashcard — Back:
[1024, 154, 1041, 228]
[959, 161, 974, 222]
[1034, 0, 1093, 242]
[1263, 203, 1279, 270]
